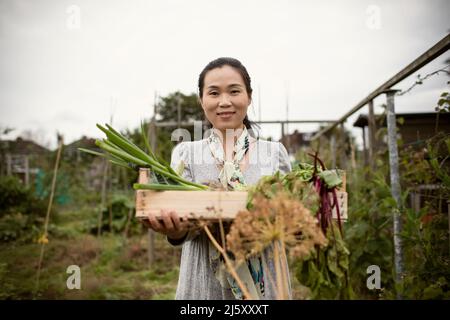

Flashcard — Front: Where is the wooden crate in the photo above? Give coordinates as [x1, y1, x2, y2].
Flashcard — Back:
[135, 168, 247, 221]
[135, 168, 348, 221]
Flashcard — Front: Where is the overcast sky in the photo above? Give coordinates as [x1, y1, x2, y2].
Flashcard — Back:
[0, 0, 449, 149]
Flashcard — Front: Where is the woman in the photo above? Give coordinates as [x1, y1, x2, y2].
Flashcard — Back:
[144, 57, 292, 300]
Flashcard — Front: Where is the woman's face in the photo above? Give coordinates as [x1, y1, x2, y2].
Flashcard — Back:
[200, 65, 251, 133]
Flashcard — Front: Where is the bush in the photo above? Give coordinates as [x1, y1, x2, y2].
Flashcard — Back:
[0, 175, 50, 242]
[83, 193, 141, 236]
[0, 176, 43, 217]
[344, 133, 450, 299]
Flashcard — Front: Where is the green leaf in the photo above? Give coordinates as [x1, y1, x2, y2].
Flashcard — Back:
[318, 170, 342, 188]
[422, 284, 443, 299]
[140, 121, 156, 159]
[133, 183, 200, 191]
[78, 148, 105, 158]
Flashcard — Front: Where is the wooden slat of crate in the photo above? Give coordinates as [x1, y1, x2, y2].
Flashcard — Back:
[332, 191, 348, 221]
[135, 168, 248, 220]
[135, 190, 248, 220]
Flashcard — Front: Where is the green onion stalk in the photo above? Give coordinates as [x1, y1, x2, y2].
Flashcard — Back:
[78, 123, 208, 191]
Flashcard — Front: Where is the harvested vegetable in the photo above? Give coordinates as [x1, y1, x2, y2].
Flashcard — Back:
[243, 152, 352, 299]
[78, 123, 208, 191]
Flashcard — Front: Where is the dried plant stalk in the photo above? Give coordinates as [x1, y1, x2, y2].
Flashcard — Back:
[226, 192, 328, 299]
[272, 240, 284, 299]
[202, 224, 254, 300]
[199, 192, 328, 300]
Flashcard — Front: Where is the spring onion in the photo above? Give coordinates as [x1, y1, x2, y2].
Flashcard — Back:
[79, 123, 208, 191]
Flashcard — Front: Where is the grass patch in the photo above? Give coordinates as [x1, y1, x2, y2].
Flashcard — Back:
[0, 205, 181, 300]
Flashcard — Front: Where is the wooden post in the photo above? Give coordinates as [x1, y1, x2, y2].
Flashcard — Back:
[447, 200, 450, 257]
[24, 156, 30, 187]
[6, 153, 11, 176]
[286, 131, 291, 154]
[98, 159, 109, 237]
[177, 95, 182, 129]
[330, 134, 336, 169]
[368, 100, 377, 170]
[410, 193, 416, 212]
[35, 135, 64, 296]
[108, 204, 113, 232]
[123, 207, 133, 238]
[414, 192, 421, 213]
[362, 126, 368, 166]
[384, 89, 403, 299]
[147, 119, 157, 266]
[339, 123, 346, 170]
[108, 163, 114, 232]
[350, 141, 357, 171]
[139, 167, 154, 266]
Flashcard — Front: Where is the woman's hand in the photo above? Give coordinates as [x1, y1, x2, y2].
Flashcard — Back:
[142, 209, 189, 240]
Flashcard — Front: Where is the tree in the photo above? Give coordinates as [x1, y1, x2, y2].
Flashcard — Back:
[157, 91, 204, 123]
[121, 91, 205, 179]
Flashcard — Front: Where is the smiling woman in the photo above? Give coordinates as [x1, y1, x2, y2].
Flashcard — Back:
[198, 58, 255, 134]
[142, 57, 292, 300]
[199, 61, 251, 133]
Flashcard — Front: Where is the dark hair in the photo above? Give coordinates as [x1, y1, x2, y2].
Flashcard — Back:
[198, 57, 259, 134]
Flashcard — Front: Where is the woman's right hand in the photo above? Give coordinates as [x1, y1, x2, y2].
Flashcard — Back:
[142, 209, 189, 240]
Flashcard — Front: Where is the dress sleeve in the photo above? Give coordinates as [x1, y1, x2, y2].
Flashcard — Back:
[167, 142, 199, 246]
[169, 142, 193, 182]
[275, 142, 292, 174]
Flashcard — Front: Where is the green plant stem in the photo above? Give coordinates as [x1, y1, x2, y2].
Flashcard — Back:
[133, 183, 201, 191]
